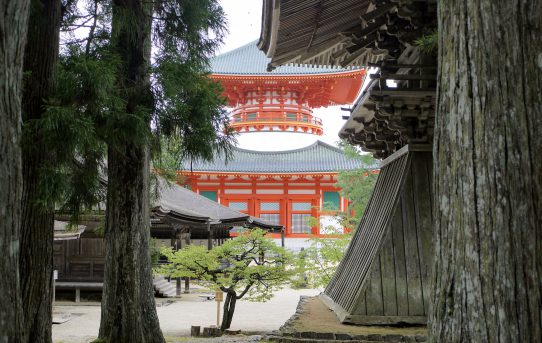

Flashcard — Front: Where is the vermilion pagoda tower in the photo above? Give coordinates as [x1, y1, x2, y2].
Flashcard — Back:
[209, 41, 365, 139]
[180, 41, 367, 246]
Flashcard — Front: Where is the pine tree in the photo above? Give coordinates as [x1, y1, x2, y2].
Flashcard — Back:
[158, 229, 293, 331]
[0, 1, 30, 341]
[94, 1, 229, 341]
[96, 1, 161, 341]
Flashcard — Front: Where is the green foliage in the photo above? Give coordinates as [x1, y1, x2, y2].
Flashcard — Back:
[94, 219, 105, 237]
[291, 142, 378, 288]
[415, 30, 438, 55]
[152, 0, 227, 61]
[336, 142, 378, 226]
[151, 135, 185, 183]
[291, 227, 352, 289]
[21, 44, 119, 222]
[150, 238, 161, 266]
[47, 0, 234, 223]
[150, 0, 235, 166]
[152, 59, 236, 165]
[157, 229, 293, 302]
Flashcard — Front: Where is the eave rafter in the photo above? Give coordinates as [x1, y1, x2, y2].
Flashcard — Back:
[260, 0, 437, 69]
[210, 69, 365, 108]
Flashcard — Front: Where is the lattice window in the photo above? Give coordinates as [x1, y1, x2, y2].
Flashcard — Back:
[229, 202, 248, 211]
[292, 202, 312, 211]
[291, 214, 312, 234]
[260, 213, 281, 226]
[259, 202, 281, 226]
[260, 202, 280, 211]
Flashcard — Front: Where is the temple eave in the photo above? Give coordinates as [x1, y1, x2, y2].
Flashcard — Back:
[209, 68, 366, 80]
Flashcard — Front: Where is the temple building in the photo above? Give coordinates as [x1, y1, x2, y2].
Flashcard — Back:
[180, 41, 367, 247]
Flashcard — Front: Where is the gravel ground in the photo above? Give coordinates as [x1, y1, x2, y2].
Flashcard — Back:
[165, 335, 264, 342]
[52, 286, 320, 343]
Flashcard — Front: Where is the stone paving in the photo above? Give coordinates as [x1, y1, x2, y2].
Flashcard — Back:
[52, 286, 320, 343]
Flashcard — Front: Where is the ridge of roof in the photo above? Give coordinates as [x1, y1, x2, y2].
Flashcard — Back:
[231, 140, 343, 155]
[210, 40, 358, 76]
[179, 140, 367, 173]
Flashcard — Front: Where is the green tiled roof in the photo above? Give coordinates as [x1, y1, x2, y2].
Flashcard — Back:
[211, 41, 355, 75]
[181, 141, 366, 173]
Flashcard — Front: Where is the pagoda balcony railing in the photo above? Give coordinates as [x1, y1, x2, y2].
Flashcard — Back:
[230, 112, 323, 126]
[229, 104, 323, 135]
[231, 104, 322, 126]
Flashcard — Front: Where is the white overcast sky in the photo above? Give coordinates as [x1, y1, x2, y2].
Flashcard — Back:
[217, 0, 353, 148]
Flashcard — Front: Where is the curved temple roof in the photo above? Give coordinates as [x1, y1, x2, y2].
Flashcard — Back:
[180, 141, 366, 173]
[258, 0, 377, 69]
[257, 0, 436, 69]
[152, 177, 282, 231]
[210, 40, 358, 75]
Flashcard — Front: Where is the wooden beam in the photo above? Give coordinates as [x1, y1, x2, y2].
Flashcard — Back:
[370, 73, 437, 81]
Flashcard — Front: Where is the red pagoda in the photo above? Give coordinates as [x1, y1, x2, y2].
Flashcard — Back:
[180, 41, 367, 247]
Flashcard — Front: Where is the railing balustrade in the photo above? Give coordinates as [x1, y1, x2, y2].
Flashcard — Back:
[229, 112, 323, 127]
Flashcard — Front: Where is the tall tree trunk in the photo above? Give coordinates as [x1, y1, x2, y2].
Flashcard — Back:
[98, 1, 164, 342]
[19, 1, 61, 342]
[220, 291, 237, 331]
[431, 1, 542, 342]
[0, 0, 30, 342]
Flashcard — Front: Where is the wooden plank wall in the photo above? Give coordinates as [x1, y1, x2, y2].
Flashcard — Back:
[323, 148, 433, 324]
[324, 146, 411, 313]
[53, 236, 106, 282]
[53, 225, 231, 283]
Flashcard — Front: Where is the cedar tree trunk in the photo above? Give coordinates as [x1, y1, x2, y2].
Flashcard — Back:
[0, 0, 30, 342]
[431, 1, 542, 342]
[220, 291, 237, 331]
[98, 1, 164, 342]
[19, 1, 61, 342]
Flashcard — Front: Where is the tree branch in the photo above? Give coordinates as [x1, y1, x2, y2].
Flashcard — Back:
[236, 281, 254, 299]
[85, 0, 99, 56]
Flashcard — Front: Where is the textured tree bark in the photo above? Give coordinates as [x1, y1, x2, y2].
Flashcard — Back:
[431, 1, 542, 342]
[19, 1, 61, 342]
[0, 1, 30, 342]
[221, 292, 237, 331]
[97, 1, 164, 342]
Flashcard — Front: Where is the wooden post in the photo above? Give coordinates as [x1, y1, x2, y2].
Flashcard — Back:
[281, 227, 285, 247]
[216, 301, 220, 327]
[52, 270, 57, 312]
[184, 231, 191, 293]
[191, 326, 200, 337]
[207, 220, 212, 250]
[215, 290, 223, 327]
